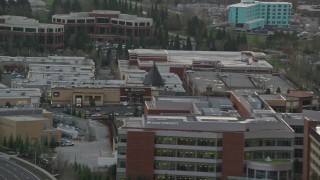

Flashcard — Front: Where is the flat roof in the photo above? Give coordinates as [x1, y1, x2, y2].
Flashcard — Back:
[187, 71, 227, 93]
[297, 5, 320, 12]
[121, 114, 292, 133]
[2, 115, 45, 121]
[259, 94, 285, 100]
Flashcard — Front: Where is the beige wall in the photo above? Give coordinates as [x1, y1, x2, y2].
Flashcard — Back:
[51, 87, 120, 106]
[0, 116, 61, 144]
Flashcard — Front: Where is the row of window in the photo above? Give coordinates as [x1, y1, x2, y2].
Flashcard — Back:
[247, 169, 291, 180]
[154, 175, 220, 180]
[57, 18, 151, 26]
[245, 138, 292, 147]
[244, 150, 292, 160]
[154, 148, 222, 159]
[0, 26, 63, 33]
[154, 161, 222, 172]
[155, 136, 222, 147]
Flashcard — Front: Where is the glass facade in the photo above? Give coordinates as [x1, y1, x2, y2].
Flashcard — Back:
[155, 136, 222, 147]
[245, 138, 292, 147]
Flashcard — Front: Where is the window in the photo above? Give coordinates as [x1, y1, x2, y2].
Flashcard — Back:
[277, 151, 291, 159]
[117, 159, 126, 168]
[112, 20, 118, 24]
[126, 22, 132, 26]
[177, 137, 196, 146]
[119, 21, 125, 25]
[118, 134, 127, 143]
[196, 163, 215, 172]
[248, 168, 254, 178]
[48, 28, 53, 33]
[97, 18, 109, 23]
[118, 146, 126, 155]
[291, 126, 304, 133]
[294, 149, 303, 158]
[177, 162, 195, 171]
[0, 26, 10, 31]
[197, 138, 215, 146]
[197, 151, 215, 159]
[155, 149, 176, 157]
[13, 27, 23, 32]
[256, 170, 266, 179]
[268, 171, 278, 179]
[67, 19, 75, 23]
[294, 137, 303, 145]
[77, 19, 85, 23]
[154, 161, 175, 170]
[265, 139, 276, 146]
[155, 136, 176, 144]
[277, 139, 291, 146]
[177, 150, 196, 158]
[38, 28, 45, 32]
[139, 22, 145, 26]
[25, 28, 36, 32]
[87, 19, 94, 23]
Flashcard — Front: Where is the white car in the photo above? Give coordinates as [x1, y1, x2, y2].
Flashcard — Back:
[61, 140, 74, 146]
[124, 112, 133, 116]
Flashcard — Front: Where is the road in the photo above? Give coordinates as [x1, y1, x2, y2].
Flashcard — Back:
[0, 156, 40, 180]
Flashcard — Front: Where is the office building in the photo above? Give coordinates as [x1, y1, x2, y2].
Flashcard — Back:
[228, 0, 292, 31]
[0, 108, 61, 144]
[117, 114, 294, 180]
[52, 10, 153, 43]
[297, 5, 320, 17]
[0, 16, 64, 51]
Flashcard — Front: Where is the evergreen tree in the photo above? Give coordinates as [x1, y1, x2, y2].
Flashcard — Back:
[265, 88, 271, 94]
[49, 137, 56, 149]
[102, 0, 108, 10]
[8, 133, 14, 149]
[24, 136, 30, 154]
[174, 34, 180, 50]
[93, 0, 100, 10]
[287, 88, 290, 93]
[186, 36, 192, 50]
[64, 0, 71, 13]
[71, 0, 82, 12]
[2, 136, 7, 147]
[276, 87, 281, 93]
[44, 138, 48, 147]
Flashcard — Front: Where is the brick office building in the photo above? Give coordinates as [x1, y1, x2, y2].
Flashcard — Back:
[52, 10, 153, 43]
[0, 15, 64, 51]
[117, 115, 294, 180]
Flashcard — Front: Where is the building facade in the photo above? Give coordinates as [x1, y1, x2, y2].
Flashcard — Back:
[0, 16, 64, 51]
[52, 10, 153, 43]
[0, 109, 61, 144]
[228, 0, 292, 31]
[117, 115, 294, 180]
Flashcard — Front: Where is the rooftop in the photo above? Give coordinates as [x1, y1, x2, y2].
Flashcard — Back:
[121, 114, 292, 133]
[297, 5, 320, 12]
[286, 91, 315, 98]
[2, 115, 45, 121]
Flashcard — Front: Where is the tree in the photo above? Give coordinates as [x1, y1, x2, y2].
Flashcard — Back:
[89, 97, 96, 109]
[133, 106, 140, 117]
[2, 136, 7, 147]
[8, 133, 14, 149]
[265, 88, 271, 94]
[174, 34, 180, 50]
[77, 111, 82, 118]
[185, 36, 192, 50]
[93, 0, 100, 10]
[287, 88, 290, 93]
[49, 137, 56, 149]
[71, 0, 82, 12]
[276, 87, 281, 93]
[5, 101, 11, 108]
[64, 0, 71, 13]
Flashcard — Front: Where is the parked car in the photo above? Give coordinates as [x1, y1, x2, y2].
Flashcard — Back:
[95, 107, 101, 112]
[91, 113, 101, 117]
[124, 112, 133, 116]
[61, 139, 74, 146]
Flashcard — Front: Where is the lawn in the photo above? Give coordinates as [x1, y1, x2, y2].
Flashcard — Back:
[246, 34, 266, 48]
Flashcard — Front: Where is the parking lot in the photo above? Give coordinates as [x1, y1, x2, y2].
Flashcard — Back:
[55, 120, 113, 170]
